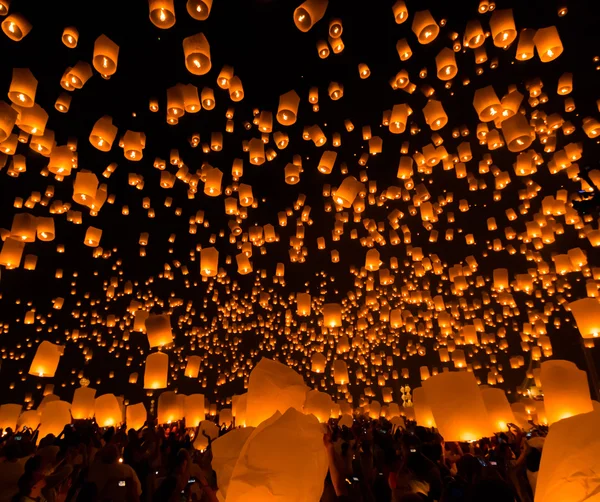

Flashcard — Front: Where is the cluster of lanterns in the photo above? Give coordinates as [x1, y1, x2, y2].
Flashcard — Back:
[0, 0, 598, 454]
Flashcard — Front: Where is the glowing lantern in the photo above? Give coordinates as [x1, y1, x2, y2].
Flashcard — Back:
[187, 0, 212, 20]
[304, 390, 333, 423]
[183, 394, 205, 425]
[204, 166, 223, 195]
[436, 48, 457, 80]
[71, 387, 96, 419]
[90, 116, 118, 152]
[249, 138, 265, 165]
[413, 387, 436, 428]
[285, 163, 300, 184]
[311, 353, 326, 373]
[200, 247, 219, 277]
[62, 27, 78, 48]
[16, 104, 48, 136]
[490, 9, 516, 47]
[149, 0, 175, 29]
[534, 26, 563, 62]
[185, 355, 201, 378]
[0, 101, 18, 142]
[293, 0, 328, 32]
[333, 360, 348, 384]
[39, 401, 71, 440]
[84, 226, 102, 247]
[473, 86, 502, 121]
[0, 237, 24, 268]
[126, 403, 147, 430]
[423, 100, 447, 130]
[158, 391, 184, 424]
[95, 394, 122, 427]
[11, 213, 36, 242]
[245, 358, 308, 427]
[334, 176, 360, 207]
[535, 409, 600, 502]
[145, 314, 173, 347]
[2, 13, 31, 41]
[392, 0, 408, 24]
[93, 35, 119, 76]
[480, 387, 515, 432]
[395, 39, 412, 61]
[122, 130, 145, 160]
[8, 68, 37, 107]
[143, 351, 169, 389]
[29, 341, 62, 378]
[183, 32, 211, 75]
[569, 298, 600, 338]
[212, 428, 255, 501]
[411, 10, 439, 44]
[540, 360, 593, 425]
[277, 90, 300, 125]
[502, 113, 534, 152]
[322, 303, 342, 327]
[0, 404, 21, 431]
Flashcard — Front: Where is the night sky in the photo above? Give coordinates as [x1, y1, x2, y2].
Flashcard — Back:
[1, 0, 599, 412]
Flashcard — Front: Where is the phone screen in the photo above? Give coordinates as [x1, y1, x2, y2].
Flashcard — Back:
[118, 481, 126, 487]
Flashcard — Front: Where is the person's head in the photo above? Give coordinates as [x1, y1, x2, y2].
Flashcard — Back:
[100, 444, 120, 465]
[456, 454, 482, 484]
[3, 441, 21, 462]
[470, 479, 517, 502]
[17, 471, 46, 498]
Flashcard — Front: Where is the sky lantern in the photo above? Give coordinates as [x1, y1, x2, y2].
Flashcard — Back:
[322, 303, 342, 327]
[304, 390, 333, 423]
[126, 403, 147, 430]
[183, 33, 211, 75]
[200, 246, 219, 277]
[293, 0, 328, 32]
[411, 10, 439, 44]
[277, 90, 300, 126]
[533, 26, 563, 62]
[423, 100, 447, 130]
[413, 387, 436, 428]
[144, 351, 169, 389]
[480, 387, 515, 432]
[39, 401, 71, 439]
[145, 314, 173, 347]
[183, 394, 205, 425]
[187, 0, 213, 20]
[61, 27, 78, 48]
[93, 35, 119, 76]
[423, 370, 494, 441]
[436, 48, 457, 81]
[490, 9, 517, 47]
[8, 68, 37, 107]
[29, 341, 62, 378]
[71, 387, 96, 420]
[392, 0, 408, 24]
[158, 391, 184, 424]
[89, 116, 117, 152]
[2, 13, 31, 41]
[95, 394, 122, 427]
[569, 298, 600, 338]
[0, 404, 22, 432]
[149, 0, 176, 29]
[185, 355, 202, 378]
[540, 360, 593, 425]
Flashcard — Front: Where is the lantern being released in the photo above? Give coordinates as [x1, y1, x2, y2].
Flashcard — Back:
[568, 298, 600, 338]
[144, 351, 169, 389]
[29, 341, 63, 378]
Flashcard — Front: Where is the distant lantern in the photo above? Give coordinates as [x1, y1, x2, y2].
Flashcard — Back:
[84, 226, 102, 247]
[277, 90, 300, 125]
[2, 13, 31, 41]
[29, 341, 62, 378]
[8, 68, 37, 107]
[185, 355, 201, 378]
[297, 292, 311, 315]
[569, 298, 600, 338]
[89, 116, 117, 152]
[311, 353, 327, 373]
[93, 35, 119, 76]
[285, 163, 300, 184]
[411, 10, 439, 44]
[473, 86, 502, 121]
[229, 77, 244, 101]
[333, 360, 349, 384]
[183, 32, 211, 75]
[293, 0, 328, 32]
[187, 0, 213, 20]
[55, 93, 71, 113]
[144, 351, 169, 389]
[149, 0, 176, 29]
[490, 9, 517, 47]
[423, 371, 494, 441]
[533, 26, 563, 62]
[392, 0, 408, 24]
[200, 247, 219, 277]
[423, 100, 447, 130]
[62, 27, 78, 48]
[540, 360, 593, 425]
[436, 48, 457, 80]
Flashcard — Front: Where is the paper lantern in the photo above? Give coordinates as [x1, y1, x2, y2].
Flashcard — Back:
[93, 35, 119, 76]
[334, 176, 360, 207]
[158, 391, 184, 424]
[293, 0, 328, 32]
[122, 130, 145, 160]
[540, 360, 593, 425]
[0, 237, 24, 268]
[423, 100, 447, 130]
[569, 298, 600, 338]
[95, 394, 122, 427]
[84, 226, 102, 247]
[194, 420, 219, 450]
[411, 10, 439, 44]
[277, 90, 300, 126]
[249, 138, 265, 165]
[490, 9, 516, 47]
[0, 101, 18, 142]
[392, 0, 408, 24]
[423, 370, 494, 441]
[322, 303, 342, 327]
[333, 359, 348, 384]
[11, 213, 36, 242]
[62, 27, 78, 48]
[64, 61, 93, 89]
[502, 112, 534, 152]
[183, 32, 211, 75]
[39, 401, 71, 440]
[310, 353, 326, 373]
[73, 172, 98, 206]
[245, 358, 308, 427]
[126, 402, 147, 430]
[29, 341, 62, 377]
[185, 355, 201, 378]
[183, 394, 205, 425]
[413, 387, 436, 428]
[145, 314, 173, 347]
[212, 427, 255, 501]
[317, 150, 337, 174]
[149, 0, 175, 28]
[534, 26, 563, 62]
[187, 0, 213, 20]
[0, 404, 21, 431]
[535, 409, 600, 502]
[16, 103, 47, 136]
[473, 86, 502, 121]
[436, 48, 457, 80]
[226, 408, 328, 502]
[71, 387, 96, 419]
[304, 390, 333, 423]
[296, 292, 311, 316]
[143, 351, 168, 389]
[395, 39, 412, 61]
[8, 68, 37, 107]
[2, 13, 31, 41]
[480, 387, 515, 432]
